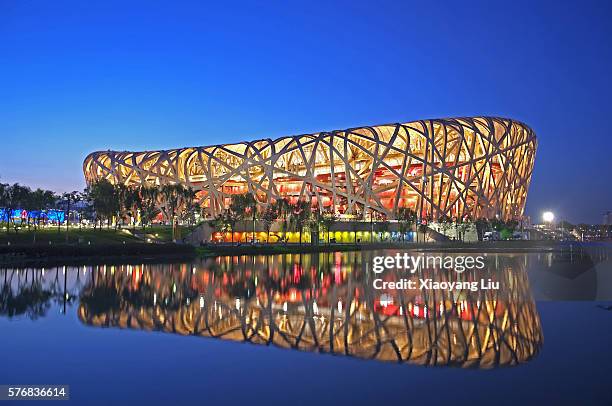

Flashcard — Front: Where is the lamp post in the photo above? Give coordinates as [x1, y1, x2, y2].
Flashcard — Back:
[542, 211, 555, 238]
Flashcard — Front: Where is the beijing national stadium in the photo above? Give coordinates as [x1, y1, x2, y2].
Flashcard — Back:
[83, 116, 537, 226]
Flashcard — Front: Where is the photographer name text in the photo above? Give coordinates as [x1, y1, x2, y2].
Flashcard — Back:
[373, 278, 499, 292]
[370, 253, 499, 292]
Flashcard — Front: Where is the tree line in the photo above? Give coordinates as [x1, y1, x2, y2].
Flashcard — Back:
[1, 179, 524, 243]
[208, 194, 338, 245]
[0, 182, 73, 235]
[86, 179, 197, 231]
[207, 194, 525, 244]
[0, 180, 199, 235]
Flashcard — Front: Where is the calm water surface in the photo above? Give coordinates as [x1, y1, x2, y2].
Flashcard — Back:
[1, 247, 612, 405]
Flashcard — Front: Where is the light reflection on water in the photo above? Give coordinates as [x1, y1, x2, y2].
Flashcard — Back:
[2, 247, 612, 405]
[1, 247, 610, 369]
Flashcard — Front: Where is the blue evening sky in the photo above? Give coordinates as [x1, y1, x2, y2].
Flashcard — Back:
[1, 0, 610, 223]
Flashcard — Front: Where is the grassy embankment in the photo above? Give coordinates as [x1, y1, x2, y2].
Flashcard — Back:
[0, 226, 196, 266]
[0, 225, 197, 245]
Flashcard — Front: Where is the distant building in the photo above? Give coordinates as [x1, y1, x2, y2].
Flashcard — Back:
[575, 223, 612, 241]
[604, 211, 612, 226]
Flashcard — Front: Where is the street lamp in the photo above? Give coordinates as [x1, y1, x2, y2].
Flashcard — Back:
[542, 211, 555, 238]
[542, 211, 555, 223]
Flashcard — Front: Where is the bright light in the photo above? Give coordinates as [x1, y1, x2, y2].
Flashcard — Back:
[542, 211, 555, 223]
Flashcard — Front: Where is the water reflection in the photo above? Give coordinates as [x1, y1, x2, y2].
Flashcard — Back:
[527, 246, 612, 300]
[0, 266, 85, 318]
[29, 252, 539, 369]
[2, 248, 611, 406]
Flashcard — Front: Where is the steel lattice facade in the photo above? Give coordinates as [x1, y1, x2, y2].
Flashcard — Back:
[83, 116, 537, 220]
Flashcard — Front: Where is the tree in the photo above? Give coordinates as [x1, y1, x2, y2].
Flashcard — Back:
[121, 187, 141, 231]
[213, 194, 252, 244]
[113, 184, 128, 228]
[489, 218, 518, 240]
[274, 198, 291, 235]
[505, 219, 519, 233]
[75, 190, 94, 229]
[160, 184, 195, 241]
[228, 194, 247, 243]
[138, 186, 160, 229]
[350, 220, 359, 243]
[217, 192, 258, 243]
[87, 179, 118, 229]
[61, 191, 82, 237]
[378, 219, 390, 242]
[261, 205, 278, 243]
[438, 214, 452, 239]
[475, 217, 490, 241]
[319, 211, 337, 244]
[208, 213, 231, 241]
[28, 188, 56, 243]
[242, 193, 258, 243]
[115, 184, 147, 230]
[160, 184, 181, 225]
[491, 217, 505, 232]
[3, 184, 31, 234]
[223, 210, 239, 244]
[418, 222, 429, 243]
[289, 200, 310, 245]
[308, 210, 321, 245]
[396, 208, 417, 242]
[21, 188, 36, 231]
[454, 217, 471, 242]
[182, 187, 196, 220]
[181, 190, 199, 227]
[0, 183, 8, 231]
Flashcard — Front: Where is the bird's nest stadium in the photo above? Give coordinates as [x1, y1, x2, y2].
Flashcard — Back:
[83, 116, 537, 221]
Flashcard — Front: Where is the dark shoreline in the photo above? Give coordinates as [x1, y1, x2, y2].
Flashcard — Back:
[0, 240, 597, 267]
[0, 242, 196, 267]
[196, 240, 576, 257]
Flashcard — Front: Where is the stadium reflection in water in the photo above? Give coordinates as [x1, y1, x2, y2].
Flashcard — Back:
[62, 252, 540, 369]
